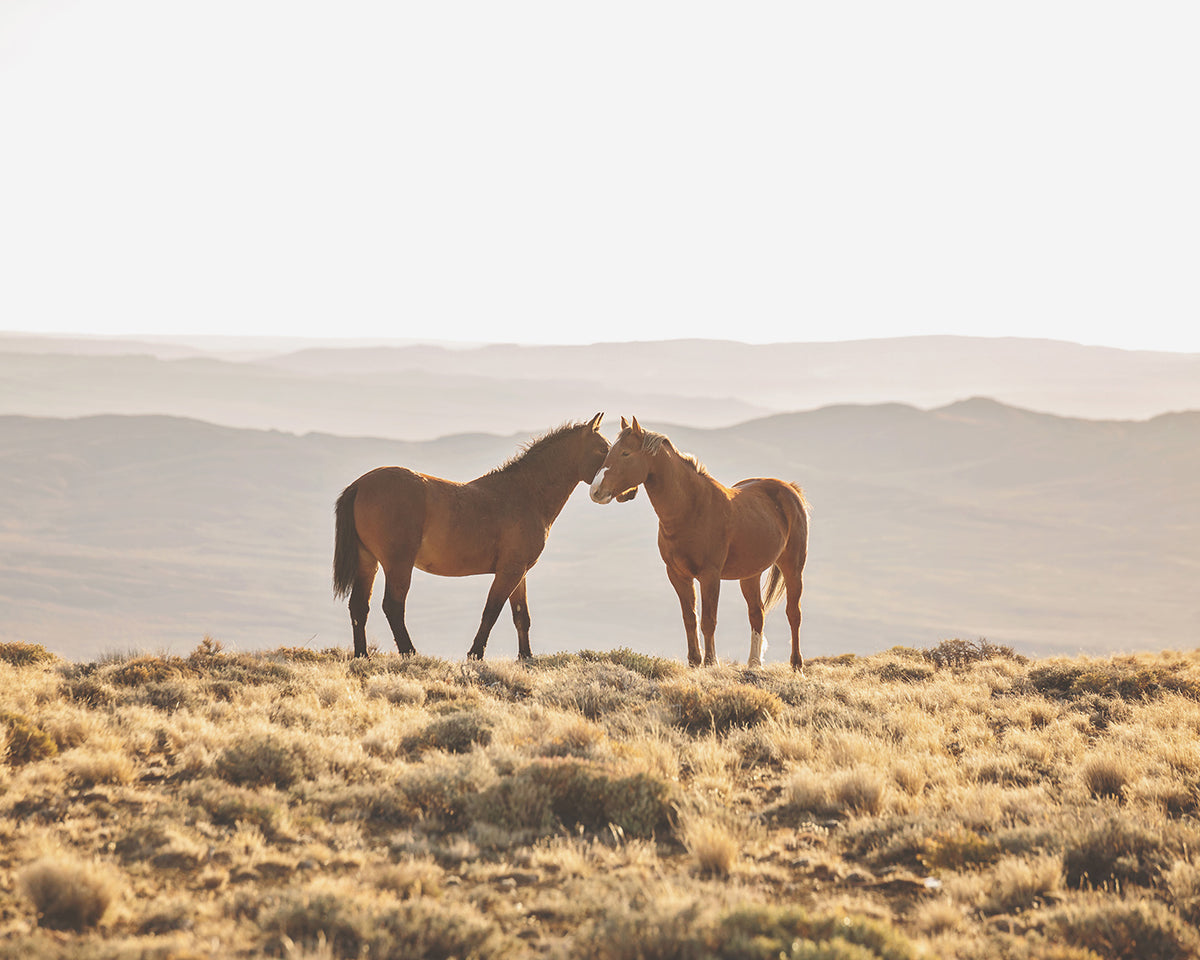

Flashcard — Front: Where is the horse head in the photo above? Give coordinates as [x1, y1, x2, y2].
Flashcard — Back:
[589, 416, 649, 504]
[576, 412, 610, 483]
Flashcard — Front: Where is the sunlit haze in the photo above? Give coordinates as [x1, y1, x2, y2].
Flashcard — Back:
[1, 2, 1197, 351]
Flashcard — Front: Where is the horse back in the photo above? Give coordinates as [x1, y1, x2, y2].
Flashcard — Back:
[729, 477, 809, 554]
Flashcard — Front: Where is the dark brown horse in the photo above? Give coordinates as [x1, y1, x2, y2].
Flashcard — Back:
[334, 414, 608, 659]
[590, 417, 809, 670]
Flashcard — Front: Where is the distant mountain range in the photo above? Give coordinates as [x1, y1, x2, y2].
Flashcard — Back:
[4, 334, 1200, 441]
[2, 400, 1195, 662]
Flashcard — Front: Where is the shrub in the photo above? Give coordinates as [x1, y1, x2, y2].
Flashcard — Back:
[1063, 815, 1172, 889]
[1081, 753, 1130, 800]
[1, 710, 58, 766]
[404, 709, 494, 754]
[579, 647, 684, 680]
[19, 857, 117, 931]
[0, 641, 54, 666]
[830, 766, 887, 816]
[105, 654, 193, 686]
[474, 759, 675, 839]
[260, 886, 512, 960]
[917, 828, 1004, 872]
[679, 810, 739, 878]
[923, 638, 1025, 669]
[1044, 897, 1200, 960]
[661, 682, 783, 734]
[715, 904, 921, 960]
[216, 733, 312, 788]
[979, 854, 1063, 915]
[1029, 660, 1200, 702]
[185, 779, 289, 837]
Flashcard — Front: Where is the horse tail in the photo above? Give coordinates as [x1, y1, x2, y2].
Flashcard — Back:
[763, 481, 810, 614]
[763, 564, 787, 615]
[332, 482, 361, 599]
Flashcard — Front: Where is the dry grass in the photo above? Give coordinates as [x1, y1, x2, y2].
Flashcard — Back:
[1, 642, 1199, 959]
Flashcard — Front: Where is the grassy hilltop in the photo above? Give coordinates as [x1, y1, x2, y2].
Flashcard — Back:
[2, 639, 1200, 959]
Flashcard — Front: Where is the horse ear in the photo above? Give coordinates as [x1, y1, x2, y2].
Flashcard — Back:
[631, 416, 643, 437]
[620, 416, 630, 431]
[588, 412, 603, 431]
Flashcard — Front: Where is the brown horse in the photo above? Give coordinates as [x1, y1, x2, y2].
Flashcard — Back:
[334, 413, 608, 660]
[590, 417, 809, 670]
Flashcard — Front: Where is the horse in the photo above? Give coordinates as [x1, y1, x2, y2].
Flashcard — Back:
[334, 413, 608, 660]
[589, 417, 809, 670]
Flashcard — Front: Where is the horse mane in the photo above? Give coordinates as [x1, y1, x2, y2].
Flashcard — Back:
[489, 420, 588, 476]
[636, 428, 709, 477]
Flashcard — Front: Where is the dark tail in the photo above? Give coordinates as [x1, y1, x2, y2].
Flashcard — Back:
[333, 483, 360, 599]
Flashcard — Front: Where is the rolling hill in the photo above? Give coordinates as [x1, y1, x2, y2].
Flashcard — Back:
[1, 402, 1195, 662]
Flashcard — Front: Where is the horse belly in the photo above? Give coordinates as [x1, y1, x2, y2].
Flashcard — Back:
[721, 491, 787, 579]
[413, 495, 501, 577]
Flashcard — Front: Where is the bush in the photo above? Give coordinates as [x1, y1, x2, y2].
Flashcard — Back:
[474, 759, 675, 839]
[216, 732, 312, 788]
[404, 710, 494, 754]
[0, 642, 54, 666]
[1063, 815, 1173, 889]
[923, 638, 1025, 669]
[715, 904, 921, 960]
[1029, 660, 1200, 702]
[19, 857, 116, 931]
[105, 654, 194, 686]
[260, 887, 512, 960]
[579, 647, 684, 680]
[1044, 898, 1200, 960]
[2, 711, 58, 766]
[661, 682, 783, 734]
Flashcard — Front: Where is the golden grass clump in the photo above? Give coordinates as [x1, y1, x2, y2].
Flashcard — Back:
[19, 856, 119, 931]
[1, 641, 1199, 959]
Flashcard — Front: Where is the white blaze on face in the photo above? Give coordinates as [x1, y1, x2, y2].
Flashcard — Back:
[589, 466, 613, 503]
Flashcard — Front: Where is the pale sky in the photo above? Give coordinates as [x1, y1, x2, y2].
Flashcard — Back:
[1, 2, 1197, 352]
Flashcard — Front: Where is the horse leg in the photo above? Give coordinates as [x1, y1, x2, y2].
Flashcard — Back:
[783, 567, 804, 672]
[508, 577, 533, 660]
[348, 549, 377, 659]
[381, 563, 416, 655]
[698, 572, 721, 667]
[665, 565, 702, 667]
[740, 575, 766, 668]
[467, 566, 526, 661]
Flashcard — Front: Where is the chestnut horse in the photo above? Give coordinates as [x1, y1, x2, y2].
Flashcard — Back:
[590, 417, 809, 670]
[334, 414, 608, 660]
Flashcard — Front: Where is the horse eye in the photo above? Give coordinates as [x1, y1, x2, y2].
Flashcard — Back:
[621, 451, 631, 457]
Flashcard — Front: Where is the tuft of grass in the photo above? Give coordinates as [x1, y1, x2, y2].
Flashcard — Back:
[1080, 752, 1131, 800]
[1043, 897, 1200, 960]
[216, 732, 312, 788]
[661, 682, 783, 734]
[404, 709, 494, 754]
[678, 809, 739, 877]
[19, 857, 117, 931]
[578, 647, 684, 680]
[474, 759, 676, 839]
[1063, 815, 1174, 889]
[978, 854, 1064, 915]
[0, 642, 55, 667]
[829, 766, 888, 816]
[2, 711, 58, 766]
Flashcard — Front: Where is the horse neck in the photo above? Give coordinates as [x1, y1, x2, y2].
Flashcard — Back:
[491, 437, 580, 522]
[643, 442, 711, 530]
